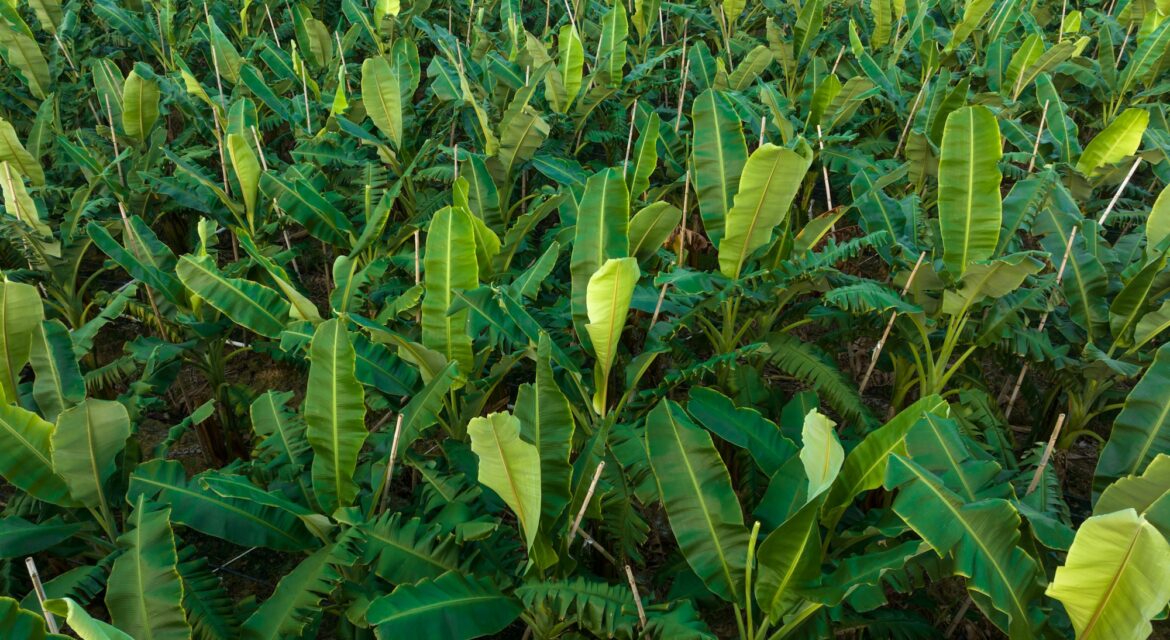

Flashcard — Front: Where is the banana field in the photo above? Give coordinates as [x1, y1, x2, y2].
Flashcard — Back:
[2, 0, 1170, 637]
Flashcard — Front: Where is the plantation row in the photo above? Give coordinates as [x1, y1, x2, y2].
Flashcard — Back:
[0, 0, 1169, 638]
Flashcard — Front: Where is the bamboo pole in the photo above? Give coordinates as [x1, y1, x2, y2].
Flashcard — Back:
[858, 252, 927, 393]
[1026, 413, 1066, 496]
[567, 462, 605, 544]
[25, 558, 59, 634]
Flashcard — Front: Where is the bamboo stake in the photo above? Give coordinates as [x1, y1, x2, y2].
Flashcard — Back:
[1026, 413, 1066, 496]
[817, 125, 833, 211]
[265, 4, 281, 47]
[859, 252, 927, 393]
[648, 282, 669, 334]
[623, 99, 639, 172]
[103, 96, 125, 186]
[567, 461, 605, 544]
[1006, 159, 1140, 418]
[1027, 101, 1050, 173]
[378, 414, 405, 513]
[895, 84, 927, 157]
[25, 558, 58, 634]
[414, 231, 421, 284]
[673, 58, 687, 132]
[625, 565, 648, 628]
[677, 169, 691, 266]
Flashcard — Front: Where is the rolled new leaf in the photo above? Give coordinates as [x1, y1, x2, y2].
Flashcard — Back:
[585, 257, 639, 415]
[938, 105, 1002, 276]
[719, 140, 814, 279]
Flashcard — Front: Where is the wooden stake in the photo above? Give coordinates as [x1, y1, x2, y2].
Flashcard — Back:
[623, 99, 639, 172]
[25, 558, 59, 634]
[568, 461, 605, 544]
[677, 169, 691, 266]
[265, 4, 281, 47]
[378, 414, 405, 513]
[859, 252, 927, 393]
[1026, 413, 1066, 496]
[648, 282, 669, 334]
[1007, 162, 1138, 418]
[1099, 158, 1142, 226]
[1027, 101, 1050, 173]
[103, 96, 125, 186]
[674, 58, 691, 133]
[895, 84, 927, 157]
[624, 565, 648, 628]
[414, 230, 421, 284]
[817, 125, 833, 211]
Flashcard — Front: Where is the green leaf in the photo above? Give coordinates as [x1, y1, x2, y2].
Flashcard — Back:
[0, 26, 50, 99]
[823, 395, 947, 526]
[0, 278, 44, 402]
[363, 55, 405, 149]
[944, 0, 995, 53]
[687, 386, 796, 471]
[691, 89, 747, 246]
[242, 536, 360, 640]
[646, 399, 748, 604]
[556, 24, 584, 112]
[1145, 183, 1170, 249]
[51, 399, 130, 513]
[938, 105, 1002, 275]
[176, 255, 291, 338]
[44, 598, 133, 640]
[468, 412, 541, 549]
[585, 257, 639, 413]
[305, 318, 367, 515]
[0, 117, 43, 185]
[628, 201, 681, 263]
[626, 112, 660, 198]
[106, 499, 192, 640]
[128, 459, 314, 550]
[1046, 509, 1170, 640]
[367, 572, 520, 638]
[1076, 108, 1148, 176]
[1095, 454, 1170, 537]
[516, 333, 575, 523]
[360, 512, 464, 584]
[755, 495, 825, 619]
[121, 68, 159, 141]
[29, 320, 84, 422]
[1096, 343, 1170, 491]
[0, 401, 73, 506]
[597, 2, 628, 87]
[885, 456, 1042, 637]
[422, 206, 479, 375]
[719, 141, 813, 279]
[570, 168, 629, 353]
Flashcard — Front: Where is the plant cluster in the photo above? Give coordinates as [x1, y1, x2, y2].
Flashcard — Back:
[0, 0, 1169, 638]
